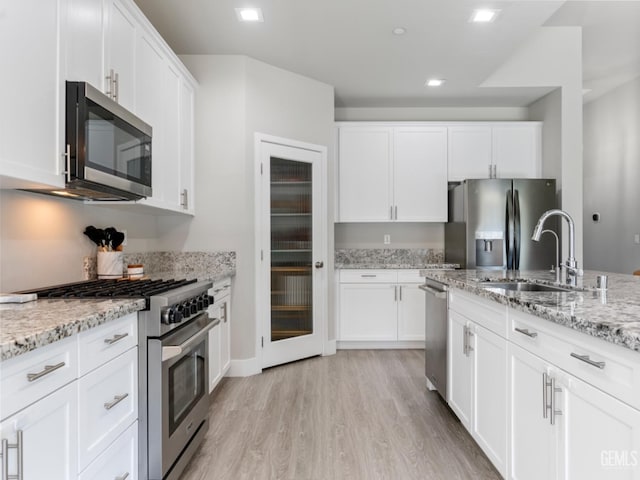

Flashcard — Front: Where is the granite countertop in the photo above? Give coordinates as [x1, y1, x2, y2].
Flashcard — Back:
[0, 298, 146, 362]
[420, 269, 640, 353]
[2, 250, 237, 362]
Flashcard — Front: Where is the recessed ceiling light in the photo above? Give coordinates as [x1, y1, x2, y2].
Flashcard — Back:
[392, 27, 407, 36]
[470, 9, 500, 23]
[235, 7, 264, 22]
[426, 78, 445, 87]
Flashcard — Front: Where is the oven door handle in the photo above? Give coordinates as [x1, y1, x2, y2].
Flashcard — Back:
[162, 317, 220, 362]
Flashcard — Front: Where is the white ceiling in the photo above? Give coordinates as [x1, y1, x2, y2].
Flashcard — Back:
[133, 0, 640, 108]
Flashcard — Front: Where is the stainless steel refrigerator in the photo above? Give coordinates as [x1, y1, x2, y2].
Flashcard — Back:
[445, 179, 558, 270]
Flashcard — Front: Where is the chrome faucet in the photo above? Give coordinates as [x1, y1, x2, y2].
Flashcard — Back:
[532, 209, 582, 286]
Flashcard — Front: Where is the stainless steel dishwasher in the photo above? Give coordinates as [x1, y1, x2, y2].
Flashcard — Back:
[419, 278, 448, 401]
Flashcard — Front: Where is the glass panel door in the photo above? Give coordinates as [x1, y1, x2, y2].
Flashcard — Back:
[270, 157, 313, 342]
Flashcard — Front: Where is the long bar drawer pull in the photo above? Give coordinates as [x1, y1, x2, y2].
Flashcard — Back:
[515, 327, 538, 338]
[570, 353, 605, 369]
[361, 274, 377, 278]
[104, 393, 129, 410]
[26, 362, 65, 382]
[115, 473, 130, 480]
[104, 333, 129, 345]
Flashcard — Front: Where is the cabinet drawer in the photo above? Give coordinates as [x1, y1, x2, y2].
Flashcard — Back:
[78, 347, 138, 470]
[449, 289, 508, 338]
[1, 335, 78, 421]
[397, 270, 423, 284]
[339, 269, 398, 283]
[509, 308, 640, 410]
[79, 421, 138, 480]
[78, 313, 137, 376]
[211, 277, 232, 299]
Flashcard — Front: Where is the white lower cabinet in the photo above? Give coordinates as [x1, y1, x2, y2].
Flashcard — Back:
[448, 301, 507, 476]
[563, 372, 640, 480]
[79, 421, 138, 480]
[446, 288, 640, 480]
[78, 347, 138, 470]
[508, 343, 560, 480]
[338, 270, 425, 345]
[0, 381, 78, 480]
[208, 319, 222, 393]
[339, 282, 397, 341]
[448, 311, 473, 429]
[0, 313, 139, 479]
[208, 278, 232, 393]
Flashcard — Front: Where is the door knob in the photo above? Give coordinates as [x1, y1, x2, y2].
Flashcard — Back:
[315, 261, 324, 269]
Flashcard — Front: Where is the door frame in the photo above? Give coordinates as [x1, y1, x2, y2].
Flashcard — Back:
[254, 133, 329, 370]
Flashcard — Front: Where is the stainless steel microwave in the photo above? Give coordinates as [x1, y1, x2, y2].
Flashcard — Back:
[63, 81, 152, 200]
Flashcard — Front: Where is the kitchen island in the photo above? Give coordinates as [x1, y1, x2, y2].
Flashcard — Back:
[420, 268, 640, 352]
[420, 268, 640, 480]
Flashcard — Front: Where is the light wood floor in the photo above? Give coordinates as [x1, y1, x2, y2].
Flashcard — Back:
[181, 350, 501, 480]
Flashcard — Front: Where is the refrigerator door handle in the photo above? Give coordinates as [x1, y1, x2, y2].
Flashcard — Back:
[514, 189, 521, 270]
[506, 190, 514, 269]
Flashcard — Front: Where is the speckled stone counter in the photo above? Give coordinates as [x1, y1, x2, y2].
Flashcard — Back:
[335, 248, 457, 269]
[0, 298, 145, 361]
[420, 269, 640, 353]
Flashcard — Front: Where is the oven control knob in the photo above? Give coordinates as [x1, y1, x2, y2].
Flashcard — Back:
[189, 299, 198, 315]
[201, 294, 210, 308]
[161, 306, 183, 324]
[181, 301, 191, 319]
[208, 295, 214, 305]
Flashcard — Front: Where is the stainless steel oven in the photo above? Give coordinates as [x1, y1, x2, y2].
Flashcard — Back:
[147, 312, 218, 480]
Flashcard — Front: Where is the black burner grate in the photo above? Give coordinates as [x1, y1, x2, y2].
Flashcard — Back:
[21, 278, 198, 307]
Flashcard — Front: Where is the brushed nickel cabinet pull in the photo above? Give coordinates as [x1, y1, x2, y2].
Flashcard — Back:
[104, 393, 129, 410]
[570, 352, 605, 369]
[550, 376, 562, 425]
[114, 71, 119, 102]
[63, 144, 71, 182]
[1, 430, 23, 480]
[515, 327, 538, 338]
[26, 362, 65, 382]
[104, 333, 129, 345]
[180, 189, 189, 209]
[360, 274, 377, 278]
[542, 372, 549, 419]
[105, 68, 114, 98]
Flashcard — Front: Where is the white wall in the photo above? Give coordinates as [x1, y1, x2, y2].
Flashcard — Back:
[0, 190, 159, 291]
[156, 55, 334, 365]
[335, 223, 443, 249]
[583, 76, 640, 273]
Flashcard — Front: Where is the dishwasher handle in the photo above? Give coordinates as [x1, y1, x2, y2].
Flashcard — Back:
[419, 283, 448, 299]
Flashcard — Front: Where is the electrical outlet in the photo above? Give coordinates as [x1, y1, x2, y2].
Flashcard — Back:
[122, 230, 128, 246]
[384, 234, 391, 245]
[634, 233, 640, 245]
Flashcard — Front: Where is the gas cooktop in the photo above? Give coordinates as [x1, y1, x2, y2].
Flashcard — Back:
[20, 278, 199, 308]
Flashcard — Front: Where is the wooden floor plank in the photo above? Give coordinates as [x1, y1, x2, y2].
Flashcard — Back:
[181, 350, 501, 480]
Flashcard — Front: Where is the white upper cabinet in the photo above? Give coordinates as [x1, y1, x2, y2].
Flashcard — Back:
[104, 0, 137, 110]
[4, 0, 198, 213]
[491, 124, 541, 179]
[448, 122, 542, 181]
[337, 124, 447, 222]
[393, 127, 448, 222]
[0, 0, 65, 189]
[447, 126, 492, 181]
[338, 126, 392, 222]
[65, 0, 104, 88]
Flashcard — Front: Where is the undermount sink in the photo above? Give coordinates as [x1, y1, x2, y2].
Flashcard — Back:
[479, 281, 573, 293]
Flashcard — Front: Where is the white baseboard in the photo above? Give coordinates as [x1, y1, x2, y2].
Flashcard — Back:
[226, 357, 261, 377]
[337, 340, 425, 350]
[323, 339, 337, 356]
